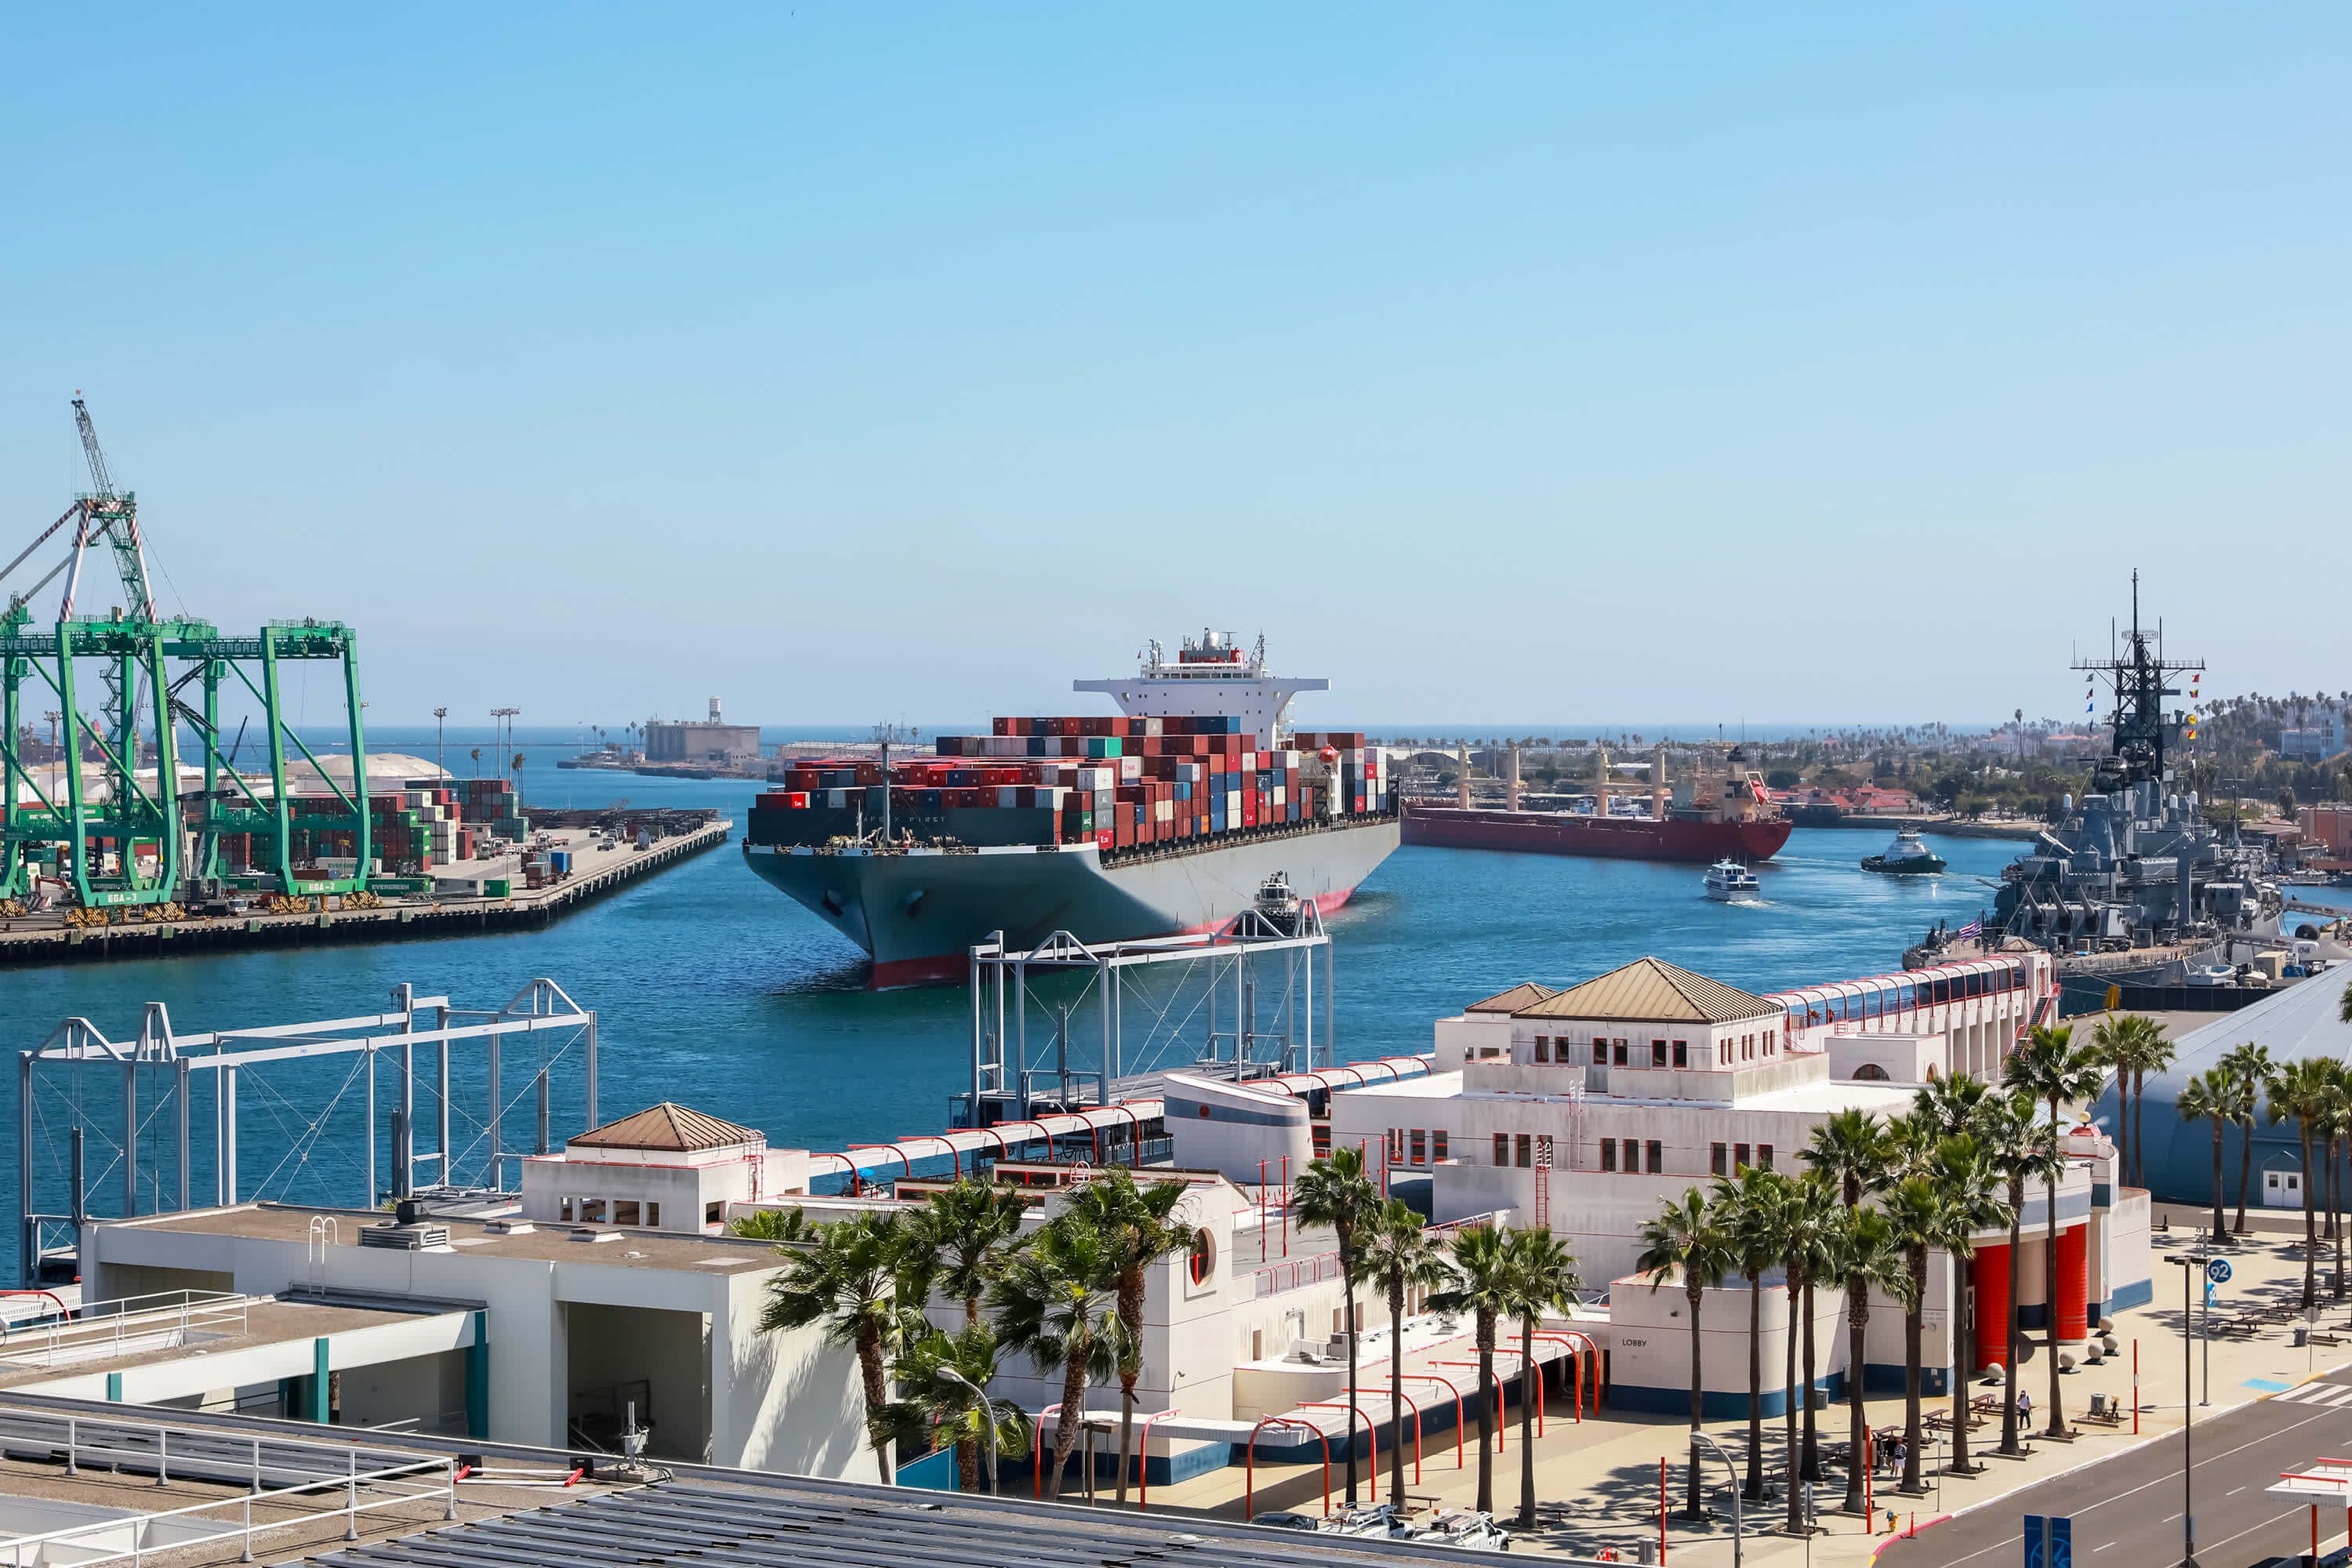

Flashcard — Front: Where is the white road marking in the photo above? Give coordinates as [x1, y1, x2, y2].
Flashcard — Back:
[2230, 1486, 2247, 1495]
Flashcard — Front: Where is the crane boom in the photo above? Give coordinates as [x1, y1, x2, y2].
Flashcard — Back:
[66, 396, 156, 621]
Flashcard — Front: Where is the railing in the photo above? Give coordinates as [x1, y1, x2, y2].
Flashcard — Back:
[0, 1291, 249, 1370]
[0, 1410, 452, 1568]
[1252, 1212, 1501, 1298]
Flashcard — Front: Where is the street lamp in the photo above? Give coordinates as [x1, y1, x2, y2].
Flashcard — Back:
[1688, 1431, 1743, 1568]
[2164, 1253, 2207, 1568]
[934, 1365, 997, 1495]
[432, 708, 448, 781]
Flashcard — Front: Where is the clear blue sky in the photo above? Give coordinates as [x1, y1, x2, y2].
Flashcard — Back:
[2, 6, 2344, 731]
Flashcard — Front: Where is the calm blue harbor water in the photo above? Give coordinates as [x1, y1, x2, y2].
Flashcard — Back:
[0, 790, 2019, 1276]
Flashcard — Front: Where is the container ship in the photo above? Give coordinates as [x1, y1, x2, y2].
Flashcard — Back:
[742, 632, 1399, 987]
[1398, 743, 1791, 863]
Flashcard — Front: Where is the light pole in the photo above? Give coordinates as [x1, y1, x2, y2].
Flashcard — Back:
[433, 708, 447, 781]
[491, 709, 519, 783]
[934, 1366, 997, 1495]
[1689, 1431, 1743, 1568]
[2165, 1253, 2205, 1568]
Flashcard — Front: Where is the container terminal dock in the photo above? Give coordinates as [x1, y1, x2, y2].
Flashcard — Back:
[0, 806, 728, 968]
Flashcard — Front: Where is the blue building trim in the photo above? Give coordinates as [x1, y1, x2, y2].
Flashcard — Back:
[1608, 1374, 1843, 1421]
[2108, 1278, 2153, 1312]
[895, 1446, 959, 1490]
[105, 1372, 122, 1403]
[310, 1338, 331, 1424]
[465, 1310, 489, 1438]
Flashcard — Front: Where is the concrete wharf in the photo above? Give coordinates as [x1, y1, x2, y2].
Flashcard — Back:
[0, 819, 731, 968]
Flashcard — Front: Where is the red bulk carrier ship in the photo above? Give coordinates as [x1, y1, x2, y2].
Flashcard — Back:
[1399, 743, 1792, 863]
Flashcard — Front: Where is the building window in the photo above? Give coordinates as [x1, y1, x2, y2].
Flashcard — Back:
[1719, 1040, 1731, 1065]
[581, 1198, 607, 1223]
[615, 1200, 641, 1225]
[1646, 1140, 1664, 1174]
[1711, 1142, 1728, 1176]
[1759, 1144, 1774, 1170]
[645, 1201, 660, 1228]
[1516, 1134, 1534, 1168]
[558, 1197, 574, 1221]
[1766, 1029, 1776, 1054]
[1733, 1144, 1750, 1172]
[1601, 1139, 1617, 1172]
[1188, 1228, 1216, 1285]
[1432, 1131, 1448, 1162]
[1621, 1138, 1639, 1174]
[1495, 1133, 1509, 1166]
[1388, 1128, 1404, 1163]
[1613, 1040, 1629, 1066]
[1650, 1039, 1668, 1067]
[1672, 1040, 1689, 1068]
[705, 1201, 722, 1226]
[1252, 1329, 1264, 1360]
[1534, 1036, 1551, 1062]
[1410, 1130, 1428, 1165]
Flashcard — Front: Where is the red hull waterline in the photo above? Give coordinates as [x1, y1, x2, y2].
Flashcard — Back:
[1399, 804, 1793, 864]
[866, 884, 1364, 990]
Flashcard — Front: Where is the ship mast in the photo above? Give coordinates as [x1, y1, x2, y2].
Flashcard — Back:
[2071, 570, 2203, 791]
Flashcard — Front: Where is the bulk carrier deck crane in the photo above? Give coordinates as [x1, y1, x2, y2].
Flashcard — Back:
[0, 397, 373, 913]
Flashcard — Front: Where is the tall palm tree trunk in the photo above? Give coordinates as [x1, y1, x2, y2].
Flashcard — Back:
[2132, 1069, 2147, 1189]
[1115, 1269, 1143, 1504]
[1051, 1348, 1087, 1500]
[1684, 1284, 1706, 1518]
[1518, 1316, 1538, 1530]
[855, 1323, 891, 1483]
[1784, 1274, 1804, 1532]
[1388, 1277, 1408, 1508]
[1801, 1280, 1821, 1481]
[1900, 1248, 1926, 1493]
[2303, 1123, 2320, 1309]
[2238, 1120, 2254, 1235]
[1473, 1323, 1495, 1515]
[2042, 1178, 2066, 1436]
[1999, 1200, 2024, 1456]
[1842, 1283, 1869, 1515]
[1951, 1257, 1977, 1474]
[1744, 1272, 1763, 1501]
[2332, 1138, 2345, 1300]
[1342, 1277, 1360, 1503]
[2209, 1117, 2227, 1243]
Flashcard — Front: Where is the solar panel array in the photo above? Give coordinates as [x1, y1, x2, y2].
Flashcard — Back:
[307, 1476, 1461, 1568]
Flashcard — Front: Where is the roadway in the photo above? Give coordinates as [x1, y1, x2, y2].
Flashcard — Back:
[1879, 1370, 2352, 1568]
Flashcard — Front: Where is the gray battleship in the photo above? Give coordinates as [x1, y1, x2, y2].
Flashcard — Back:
[1907, 579, 2278, 1011]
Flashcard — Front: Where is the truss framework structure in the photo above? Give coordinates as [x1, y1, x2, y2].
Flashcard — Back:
[960, 901, 1334, 1127]
[16, 978, 597, 1285]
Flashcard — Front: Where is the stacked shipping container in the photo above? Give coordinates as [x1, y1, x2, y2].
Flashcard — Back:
[748, 718, 1387, 851]
[219, 779, 515, 875]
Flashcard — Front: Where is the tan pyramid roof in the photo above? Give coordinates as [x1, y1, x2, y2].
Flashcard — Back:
[1513, 956, 1780, 1025]
[1466, 982, 1559, 1014]
[571, 1102, 761, 1152]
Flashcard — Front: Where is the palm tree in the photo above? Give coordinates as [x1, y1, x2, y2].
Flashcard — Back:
[1430, 1224, 1516, 1515]
[1058, 1169, 1192, 1504]
[2176, 1072, 2235, 1243]
[1637, 1188, 1732, 1519]
[2271, 1058, 2336, 1308]
[1505, 1229, 1583, 1530]
[1782, 1173, 1839, 1496]
[1915, 1072, 1990, 1140]
[1352, 1200, 1454, 1508]
[1802, 1108, 1890, 1209]
[2222, 1042, 2275, 1233]
[1825, 1203, 1908, 1514]
[1934, 1133, 2010, 1479]
[757, 1209, 914, 1481]
[909, 1181, 1031, 1326]
[727, 1205, 811, 1242]
[1293, 1145, 1381, 1504]
[887, 1321, 1033, 1492]
[2005, 1025, 2103, 1438]
[1976, 1090, 2039, 1456]
[2321, 1064, 2352, 1300]
[1715, 1167, 1792, 1501]
[989, 1214, 1125, 1500]
[2089, 1014, 2137, 1183]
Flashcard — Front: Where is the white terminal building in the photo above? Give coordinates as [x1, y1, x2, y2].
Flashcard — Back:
[43, 942, 2151, 1489]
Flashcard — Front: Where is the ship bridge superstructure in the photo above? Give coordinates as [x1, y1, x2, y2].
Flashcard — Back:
[1073, 630, 1327, 750]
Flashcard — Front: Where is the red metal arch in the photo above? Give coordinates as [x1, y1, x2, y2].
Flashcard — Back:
[846, 1143, 912, 1178]
[1397, 1373, 1465, 1468]
[896, 1134, 962, 1179]
[1298, 1400, 1376, 1497]
[1243, 1415, 1331, 1519]
[1345, 1387, 1421, 1485]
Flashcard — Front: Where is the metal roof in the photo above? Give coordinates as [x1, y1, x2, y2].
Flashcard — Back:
[305, 1472, 1476, 1568]
[572, 1102, 762, 1152]
[1513, 956, 1780, 1025]
[1465, 982, 1557, 1014]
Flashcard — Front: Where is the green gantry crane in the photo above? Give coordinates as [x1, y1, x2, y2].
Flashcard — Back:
[0, 398, 372, 909]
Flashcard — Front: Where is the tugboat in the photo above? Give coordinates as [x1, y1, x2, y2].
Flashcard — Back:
[1861, 827, 1947, 875]
[1704, 858, 1762, 902]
